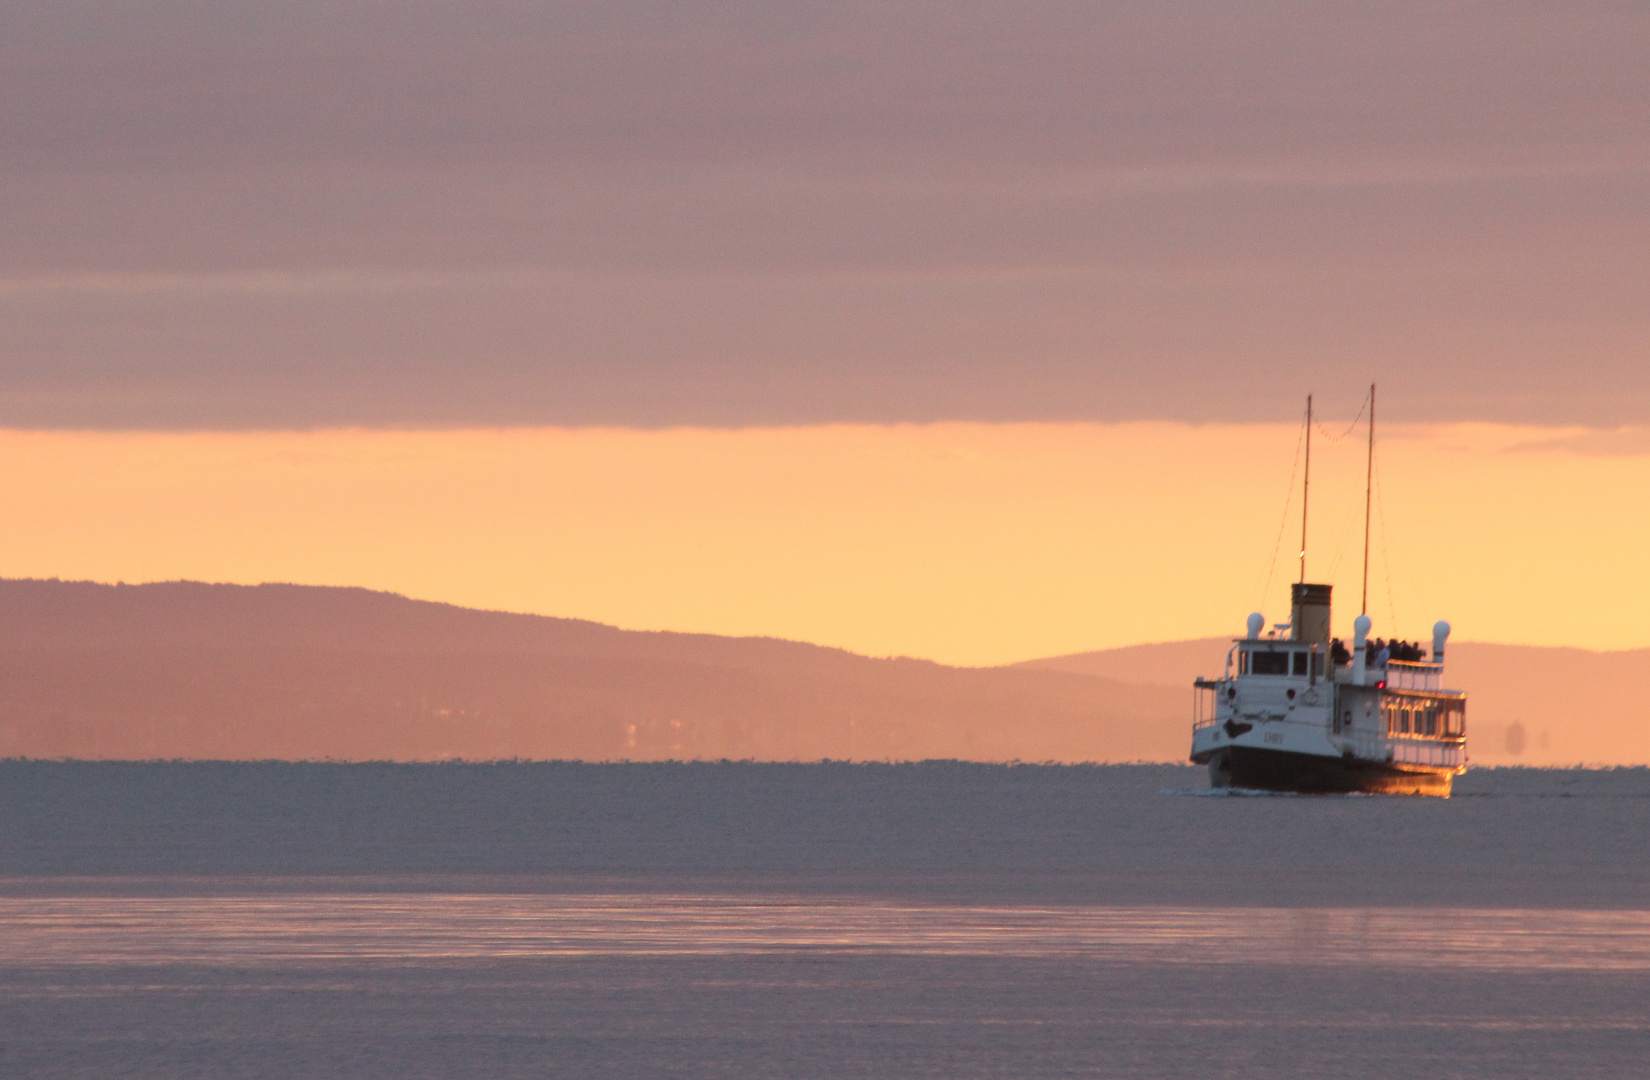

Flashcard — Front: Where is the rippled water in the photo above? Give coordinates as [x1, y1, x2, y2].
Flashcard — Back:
[3, 892, 1649, 1078]
[5, 895, 1649, 971]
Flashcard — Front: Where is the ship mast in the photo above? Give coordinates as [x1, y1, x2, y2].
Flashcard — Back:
[1361, 383, 1376, 614]
[1299, 394, 1311, 584]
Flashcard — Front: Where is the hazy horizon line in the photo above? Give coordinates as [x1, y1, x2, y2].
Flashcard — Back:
[9, 574, 1648, 668]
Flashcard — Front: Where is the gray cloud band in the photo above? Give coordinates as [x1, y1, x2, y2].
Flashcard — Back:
[2, 1, 1648, 428]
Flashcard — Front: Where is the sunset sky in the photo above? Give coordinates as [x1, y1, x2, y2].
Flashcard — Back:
[3, 2, 1649, 664]
[3, 420, 1649, 666]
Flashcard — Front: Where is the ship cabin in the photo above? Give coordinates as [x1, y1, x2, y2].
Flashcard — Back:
[1193, 582, 1467, 763]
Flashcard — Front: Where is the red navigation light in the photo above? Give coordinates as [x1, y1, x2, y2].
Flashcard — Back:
[1376, 680, 1387, 689]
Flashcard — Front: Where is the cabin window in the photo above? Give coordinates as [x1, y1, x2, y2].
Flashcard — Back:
[1249, 651, 1289, 676]
[1291, 651, 1308, 677]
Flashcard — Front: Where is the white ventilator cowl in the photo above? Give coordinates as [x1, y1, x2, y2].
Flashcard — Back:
[1247, 613, 1265, 640]
[1432, 620, 1451, 661]
[1351, 615, 1373, 686]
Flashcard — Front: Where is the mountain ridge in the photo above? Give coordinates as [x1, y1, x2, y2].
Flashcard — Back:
[0, 578, 1177, 762]
[0, 578, 1639, 765]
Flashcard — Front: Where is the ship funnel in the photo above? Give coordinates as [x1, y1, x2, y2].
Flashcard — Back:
[1432, 620, 1451, 663]
[1246, 613, 1264, 640]
[1290, 583, 1332, 645]
[1352, 614, 1371, 686]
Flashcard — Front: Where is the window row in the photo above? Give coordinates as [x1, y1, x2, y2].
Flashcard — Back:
[1384, 699, 1465, 738]
[1238, 649, 1325, 678]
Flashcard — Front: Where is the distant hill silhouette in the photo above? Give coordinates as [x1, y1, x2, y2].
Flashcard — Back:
[1023, 638, 1650, 766]
[1019, 639, 1234, 688]
[0, 580, 1182, 762]
[1, 579, 1639, 765]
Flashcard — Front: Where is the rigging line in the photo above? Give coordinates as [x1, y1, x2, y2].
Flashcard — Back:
[1372, 449, 1401, 635]
[1320, 394, 1377, 581]
[1312, 390, 1372, 444]
[1323, 484, 1365, 581]
[1371, 444, 1430, 625]
[1249, 413, 1308, 613]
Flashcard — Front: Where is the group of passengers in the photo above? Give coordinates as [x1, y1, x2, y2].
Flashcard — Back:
[1328, 637, 1426, 666]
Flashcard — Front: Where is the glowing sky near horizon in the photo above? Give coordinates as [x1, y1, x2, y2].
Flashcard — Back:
[6, 3, 1650, 665]
[3, 421, 1647, 666]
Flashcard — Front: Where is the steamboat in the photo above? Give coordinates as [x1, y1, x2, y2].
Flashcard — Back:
[1188, 387, 1467, 796]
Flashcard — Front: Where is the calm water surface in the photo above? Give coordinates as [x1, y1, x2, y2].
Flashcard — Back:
[2, 763, 1647, 1077]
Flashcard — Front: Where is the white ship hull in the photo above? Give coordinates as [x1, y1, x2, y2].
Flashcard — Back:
[1188, 585, 1466, 797]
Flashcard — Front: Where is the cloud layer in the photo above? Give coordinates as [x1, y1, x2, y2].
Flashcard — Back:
[4, 1, 1648, 427]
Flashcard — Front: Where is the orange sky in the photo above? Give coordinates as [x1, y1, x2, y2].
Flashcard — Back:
[1, 421, 1646, 666]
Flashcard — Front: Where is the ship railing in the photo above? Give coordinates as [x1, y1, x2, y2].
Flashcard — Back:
[1350, 733, 1465, 770]
[1385, 660, 1442, 692]
[1191, 680, 1220, 729]
[1388, 737, 1464, 770]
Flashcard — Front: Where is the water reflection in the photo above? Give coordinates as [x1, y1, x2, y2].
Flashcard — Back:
[2, 896, 1646, 971]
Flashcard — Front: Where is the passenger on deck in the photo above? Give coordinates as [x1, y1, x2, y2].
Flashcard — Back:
[1330, 638, 1351, 665]
[1375, 641, 1391, 667]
